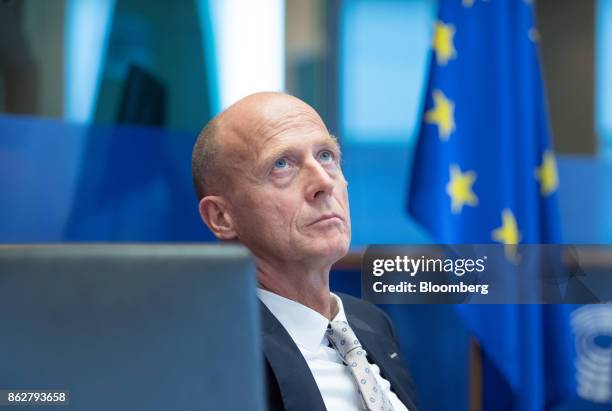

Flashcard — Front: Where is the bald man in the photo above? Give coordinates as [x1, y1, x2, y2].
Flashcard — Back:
[192, 93, 417, 411]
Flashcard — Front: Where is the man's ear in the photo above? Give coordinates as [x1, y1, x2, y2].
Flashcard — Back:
[198, 196, 238, 240]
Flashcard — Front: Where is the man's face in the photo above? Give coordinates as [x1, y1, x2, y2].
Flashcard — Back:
[223, 96, 351, 268]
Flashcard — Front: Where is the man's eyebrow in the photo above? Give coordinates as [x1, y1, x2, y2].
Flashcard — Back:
[257, 135, 343, 169]
[328, 134, 342, 152]
[259, 145, 295, 164]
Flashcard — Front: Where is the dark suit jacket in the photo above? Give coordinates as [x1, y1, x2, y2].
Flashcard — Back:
[261, 292, 418, 411]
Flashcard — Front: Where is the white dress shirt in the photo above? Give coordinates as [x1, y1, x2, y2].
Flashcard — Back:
[258, 289, 408, 411]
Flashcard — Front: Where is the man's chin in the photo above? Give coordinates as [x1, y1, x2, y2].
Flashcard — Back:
[308, 239, 350, 264]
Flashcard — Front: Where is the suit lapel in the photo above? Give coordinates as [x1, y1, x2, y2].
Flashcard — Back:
[345, 312, 418, 411]
[260, 302, 327, 411]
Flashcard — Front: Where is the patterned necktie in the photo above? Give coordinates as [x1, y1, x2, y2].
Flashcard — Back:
[326, 320, 395, 411]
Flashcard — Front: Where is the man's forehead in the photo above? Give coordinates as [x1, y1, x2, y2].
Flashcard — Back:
[220, 94, 332, 157]
[248, 100, 326, 144]
[255, 116, 332, 152]
[260, 131, 338, 151]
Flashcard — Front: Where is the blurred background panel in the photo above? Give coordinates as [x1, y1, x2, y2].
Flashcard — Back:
[2, 1, 612, 410]
[597, 0, 612, 159]
[537, 0, 596, 156]
[285, 0, 331, 130]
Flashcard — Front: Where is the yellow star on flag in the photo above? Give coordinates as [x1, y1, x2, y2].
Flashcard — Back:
[432, 21, 457, 66]
[446, 164, 478, 214]
[462, 0, 475, 7]
[425, 90, 455, 141]
[535, 150, 558, 196]
[492, 209, 522, 263]
[492, 209, 521, 245]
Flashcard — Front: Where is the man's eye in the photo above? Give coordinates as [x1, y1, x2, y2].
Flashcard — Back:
[273, 158, 289, 169]
[319, 150, 335, 163]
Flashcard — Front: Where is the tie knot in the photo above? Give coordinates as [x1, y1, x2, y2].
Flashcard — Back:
[327, 321, 362, 358]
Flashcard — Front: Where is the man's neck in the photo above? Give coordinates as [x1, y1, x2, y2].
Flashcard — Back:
[257, 265, 338, 320]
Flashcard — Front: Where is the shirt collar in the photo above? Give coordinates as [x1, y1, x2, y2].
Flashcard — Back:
[257, 288, 347, 352]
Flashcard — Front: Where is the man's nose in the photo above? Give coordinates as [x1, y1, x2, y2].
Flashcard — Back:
[304, 157, 335, 201]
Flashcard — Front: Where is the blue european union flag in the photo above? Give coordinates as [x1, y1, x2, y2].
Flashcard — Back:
[408, 1, 575, 409]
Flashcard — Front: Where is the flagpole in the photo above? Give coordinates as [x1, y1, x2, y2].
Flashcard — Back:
[469, 337, 483, 411]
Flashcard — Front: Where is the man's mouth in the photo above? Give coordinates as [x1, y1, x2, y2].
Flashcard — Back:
[309, 213, 343, 226]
